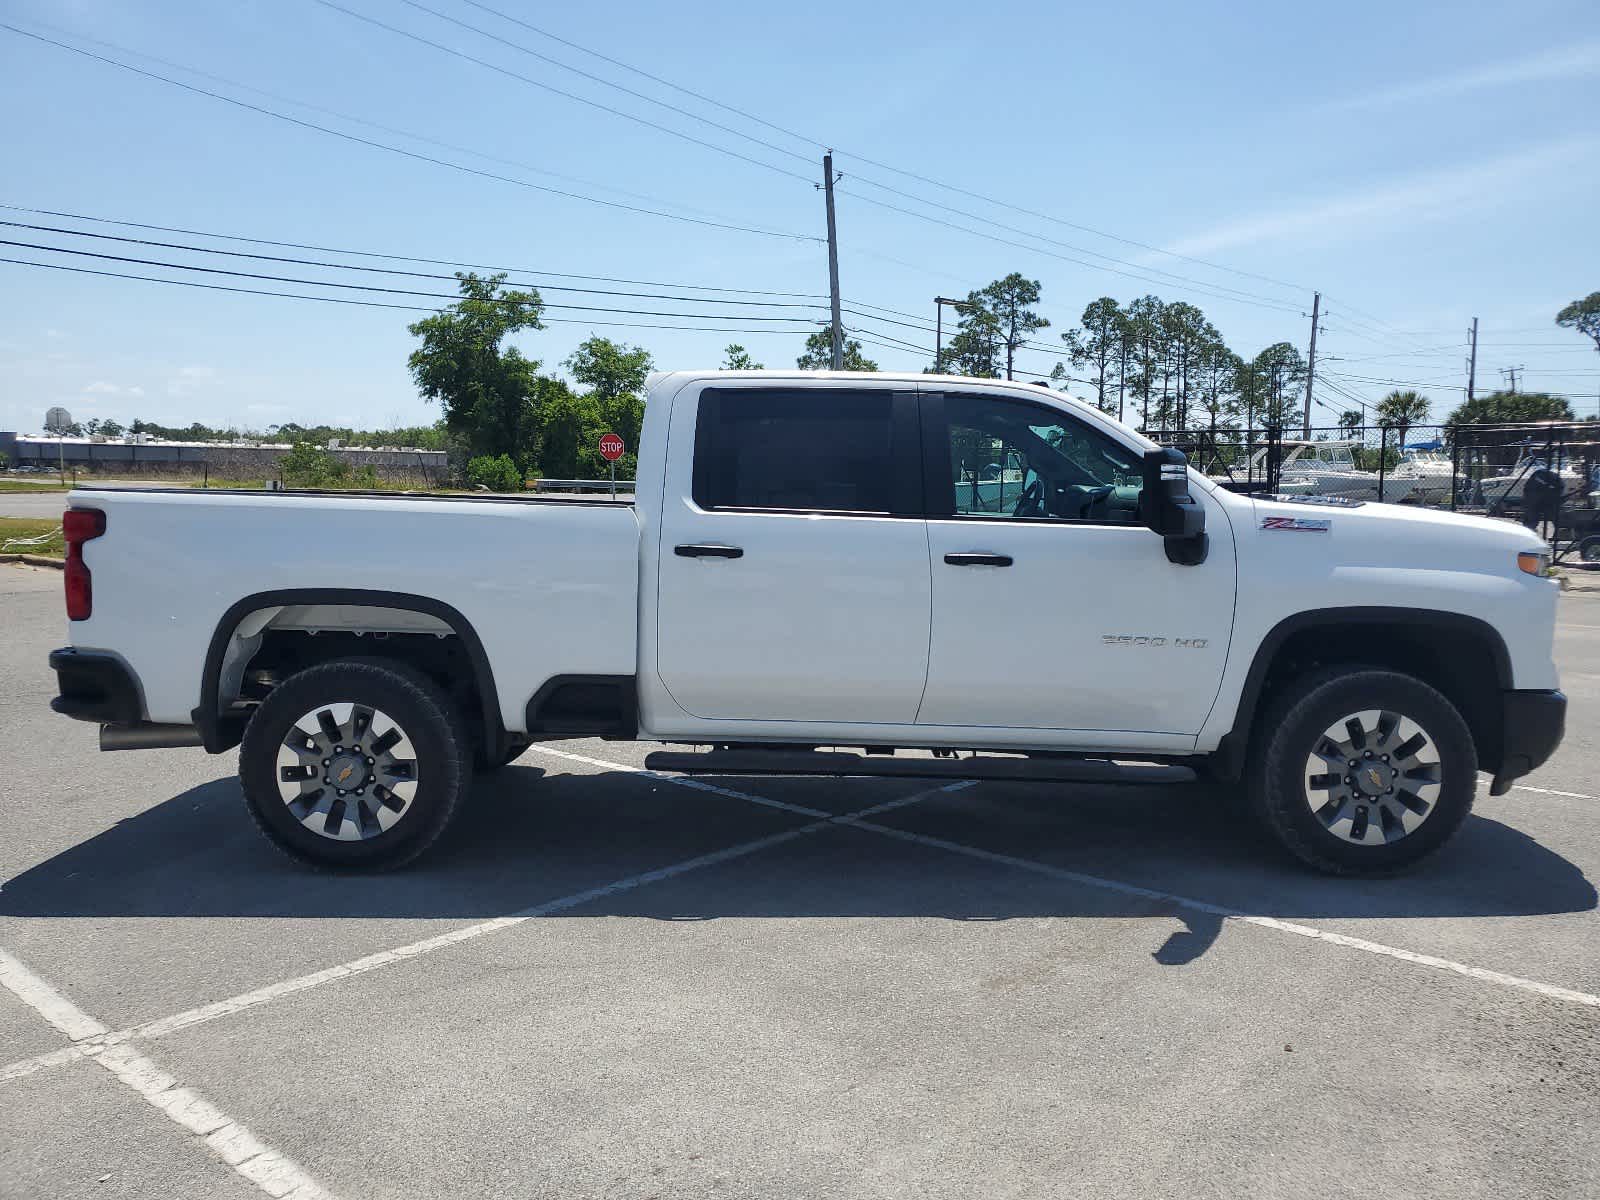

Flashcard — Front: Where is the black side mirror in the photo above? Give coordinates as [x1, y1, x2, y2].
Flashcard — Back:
[1142, 447, 1208, 565]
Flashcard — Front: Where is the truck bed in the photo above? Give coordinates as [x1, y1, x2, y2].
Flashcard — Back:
[65, 486, 642, 731]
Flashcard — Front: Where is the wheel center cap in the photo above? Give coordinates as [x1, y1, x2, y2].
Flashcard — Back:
[1357, 762, 1394, 796]
[329, 753, 365, 788]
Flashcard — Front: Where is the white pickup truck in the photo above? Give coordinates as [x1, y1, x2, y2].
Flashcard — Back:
[48, 371, 1565, 875]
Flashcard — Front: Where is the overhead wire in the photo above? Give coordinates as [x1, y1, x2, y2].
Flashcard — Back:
[0, 23, 816, 243]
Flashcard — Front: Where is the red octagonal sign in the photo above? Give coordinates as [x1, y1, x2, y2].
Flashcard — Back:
[598, 433, 625, 462]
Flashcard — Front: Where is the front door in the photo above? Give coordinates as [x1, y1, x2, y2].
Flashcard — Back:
[655, 383, 931, 724]
[917, 389, 1236, 735]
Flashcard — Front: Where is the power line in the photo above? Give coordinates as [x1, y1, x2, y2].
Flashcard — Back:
[0, 238, 829, 321]
[443, 0, 1322, 299]
[312, 2, 815, 184]
[0, 220, 828, 309]
[328, 0, 1322, 316]
[0, 22, 815, 243]
[0, 256, 827, 334]
[0, 203, 825, 298]
[10, 16, 749, 224]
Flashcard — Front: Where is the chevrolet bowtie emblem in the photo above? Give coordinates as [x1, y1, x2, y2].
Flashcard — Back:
[1366, 768, 1383, 791]
[338, 765, 355, 783]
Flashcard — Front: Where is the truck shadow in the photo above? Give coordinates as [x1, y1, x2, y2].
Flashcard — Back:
[0, 768, 1593, 968]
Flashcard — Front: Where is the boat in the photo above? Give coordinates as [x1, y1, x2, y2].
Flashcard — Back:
[1394, 449, 1455, 505]
[1212, 440, 1414, 503]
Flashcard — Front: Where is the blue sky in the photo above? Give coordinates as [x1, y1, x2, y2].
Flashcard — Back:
[2, 0, 1597, 434]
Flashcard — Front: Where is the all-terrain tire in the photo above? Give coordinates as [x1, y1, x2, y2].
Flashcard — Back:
[1247, 666, 1477, 875]
[240, 658, 470, 871]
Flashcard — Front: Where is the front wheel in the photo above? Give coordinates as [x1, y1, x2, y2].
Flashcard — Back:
[1248, 667, 1477, 875]
[240, 658, 469, 870]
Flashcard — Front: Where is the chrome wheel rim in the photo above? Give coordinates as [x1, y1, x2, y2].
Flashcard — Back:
[1303, 708, 1442, 845]
[275, 702, 418, 841]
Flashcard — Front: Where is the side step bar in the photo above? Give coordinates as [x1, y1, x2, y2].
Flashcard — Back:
[642, 748, 1194, 786]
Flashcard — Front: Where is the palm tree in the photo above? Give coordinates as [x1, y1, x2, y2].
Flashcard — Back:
[1337, 409, 1363, 436]
[1376, 389, 1430, 456]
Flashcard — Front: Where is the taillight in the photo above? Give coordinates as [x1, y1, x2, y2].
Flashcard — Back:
[63, 508, 106, 621]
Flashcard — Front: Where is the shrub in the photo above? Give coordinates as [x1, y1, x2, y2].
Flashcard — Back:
[280, 442, 349, 488]
[466, 454, 523, 492]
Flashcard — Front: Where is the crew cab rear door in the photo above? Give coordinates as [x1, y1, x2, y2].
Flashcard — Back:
[916, 387, 1236, 736]
[654, 382, 930, 723]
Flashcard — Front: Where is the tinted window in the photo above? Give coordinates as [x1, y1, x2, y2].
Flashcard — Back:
[694, 389, 897, 513]
[944, 393, 1144, 523]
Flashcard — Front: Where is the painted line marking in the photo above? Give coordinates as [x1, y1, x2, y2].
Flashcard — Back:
[0, 948, 332, 1198]
[840, 816, 1600, 1011]
[1512, 783, 1593, 800]
[527, 744, 831, 818]
[0, 780, 972, 1085]
[532, 748, 1600, 1012]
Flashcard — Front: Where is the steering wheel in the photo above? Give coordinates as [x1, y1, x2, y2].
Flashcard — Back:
[1013, 479, 1046, 517]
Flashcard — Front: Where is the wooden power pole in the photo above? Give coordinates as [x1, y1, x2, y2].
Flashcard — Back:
[1302, 292, 1320, 438]
[822, 152, 843, 370]
[1467, 317, 1478, 402]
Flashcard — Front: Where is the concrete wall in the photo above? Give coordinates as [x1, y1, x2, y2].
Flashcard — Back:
[1, 434, 446, 473]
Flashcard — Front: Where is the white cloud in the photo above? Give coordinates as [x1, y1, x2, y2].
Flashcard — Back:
[1323, 40, 1600, 112]
[1163, 137, 1596, 258]
[84, 381, 120, 394]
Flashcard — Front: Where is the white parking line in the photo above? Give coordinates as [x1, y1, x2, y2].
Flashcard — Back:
[0, 949, 331, 1199]
[1512, 783, 1593, 800]
[842, 817, 1600, 1011]
[0, 780, 972, 1086]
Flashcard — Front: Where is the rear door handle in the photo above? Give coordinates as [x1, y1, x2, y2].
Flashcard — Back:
[675, 543, 744, 559]
[943, 552, 1013, 567]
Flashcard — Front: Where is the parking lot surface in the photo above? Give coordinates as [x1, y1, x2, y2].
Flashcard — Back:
[3, 561, 1599, 1198]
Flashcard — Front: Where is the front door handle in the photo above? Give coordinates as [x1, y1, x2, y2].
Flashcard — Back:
[675, 543, 744, 559]
[943, 552, 1013, 567]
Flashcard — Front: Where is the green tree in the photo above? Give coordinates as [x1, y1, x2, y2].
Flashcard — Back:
[722, 344, 764, 370]
[1375, 389, 1430, 454]
[534, 378, 605, 480]
[978, 273, 1048, 380]
[566, 336, 652, 473]
[1122, 295, 1166, 428]
[939, 305, 1004, 378]
[1337, 409, 1364, 436]
[1242, 342, 1306, 429]
[1191, 339, 1241, 436]
[280, 441, 349, 488]
[1059, 298, 1125, 415]
[797, 329, 878, 371]
[466, 453, 523, 492]
[1444, 390, 1574, 433]
[407, 273, 544, 466]
[1556, 292, 1600, 353]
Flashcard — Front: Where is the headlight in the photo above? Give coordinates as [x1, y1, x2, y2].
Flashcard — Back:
[1517, 549, 1551, 577]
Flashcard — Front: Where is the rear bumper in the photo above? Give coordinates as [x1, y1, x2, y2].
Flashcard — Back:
[48, 647, 144, 724]
[1490, 688, 1566, 795]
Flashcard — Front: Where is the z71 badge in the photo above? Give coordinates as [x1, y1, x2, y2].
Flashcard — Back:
[1260, 515, 1331, 532]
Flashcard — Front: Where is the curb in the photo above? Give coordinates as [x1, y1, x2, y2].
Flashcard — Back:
[0, 554, 63, 569]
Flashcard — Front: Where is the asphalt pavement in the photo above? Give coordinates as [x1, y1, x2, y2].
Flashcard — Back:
[2, 561, 1598, 1199]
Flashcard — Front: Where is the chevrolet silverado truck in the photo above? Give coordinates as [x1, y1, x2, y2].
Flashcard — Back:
[47, 371, 1566, 875]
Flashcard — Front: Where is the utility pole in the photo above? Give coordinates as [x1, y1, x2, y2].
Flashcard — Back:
[1466, 317, 1478, 402]
[1302, 291, 1320, 438]
[821, 152, 843, 370]
[1501, 365, 1522, 394]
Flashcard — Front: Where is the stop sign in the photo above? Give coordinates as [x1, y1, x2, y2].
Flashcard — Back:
[598, 433, 625, 462]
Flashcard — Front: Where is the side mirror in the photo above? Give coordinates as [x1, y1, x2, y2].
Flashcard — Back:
[1142, 447, 1208, 566]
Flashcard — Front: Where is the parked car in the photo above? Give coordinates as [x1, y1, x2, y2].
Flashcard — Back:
[48, 371, 1564, 875]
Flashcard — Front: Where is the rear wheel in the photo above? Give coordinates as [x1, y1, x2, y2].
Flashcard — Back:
[240, 659, 469, 870]
[1248, 667, 1476, 875]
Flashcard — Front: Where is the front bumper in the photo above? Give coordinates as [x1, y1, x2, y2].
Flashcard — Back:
[48, 647, 144, 724]
[1489, 688, 1566, 795]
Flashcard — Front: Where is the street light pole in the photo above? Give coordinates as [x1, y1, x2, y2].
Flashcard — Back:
[934, 296, 966, 374]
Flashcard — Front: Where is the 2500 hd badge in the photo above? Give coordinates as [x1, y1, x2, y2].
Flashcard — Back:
[1101, 635, 1210, 648]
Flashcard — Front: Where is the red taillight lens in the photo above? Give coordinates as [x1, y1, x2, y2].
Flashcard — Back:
[63, 508, 105, 621]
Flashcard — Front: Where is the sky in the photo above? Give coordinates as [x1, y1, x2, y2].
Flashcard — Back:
[1, 0, 1598, 437]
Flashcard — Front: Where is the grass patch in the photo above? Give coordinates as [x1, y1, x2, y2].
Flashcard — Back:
[0, 518, 65, 558]
[0, 479, 70, 493]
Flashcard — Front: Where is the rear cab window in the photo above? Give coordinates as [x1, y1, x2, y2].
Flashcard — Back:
[692, 387, 919, 515]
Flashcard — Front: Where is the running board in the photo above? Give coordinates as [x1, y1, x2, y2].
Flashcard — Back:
[642, 749, 1194, 785]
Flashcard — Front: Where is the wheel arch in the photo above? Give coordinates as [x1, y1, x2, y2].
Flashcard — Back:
[1211, 607, 1511, 782]
[192, 588, 506, 757]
